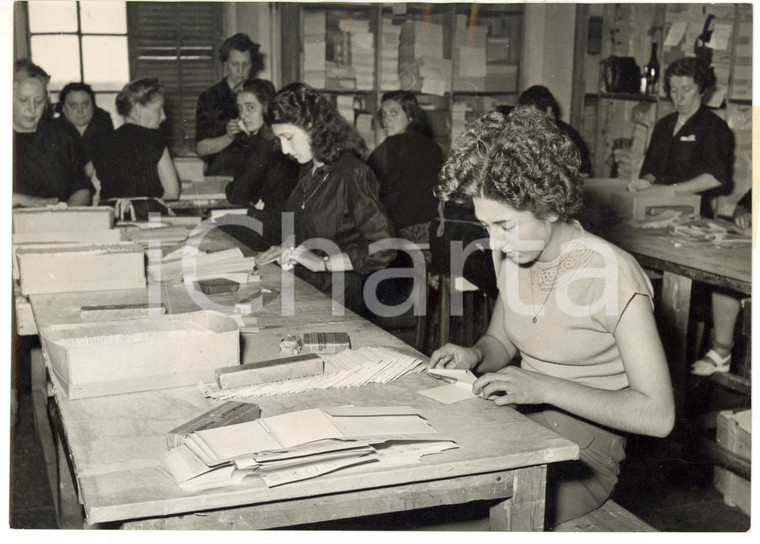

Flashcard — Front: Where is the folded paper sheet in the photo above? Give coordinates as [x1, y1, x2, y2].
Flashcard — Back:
[417, 368, 480, 404]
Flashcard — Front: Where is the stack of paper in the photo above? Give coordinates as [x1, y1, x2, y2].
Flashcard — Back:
[398, 21, 450, 96]
[199, 347, 424, 400]
[339, 18, 374, 91]
[147, 247, 255, 283]
[162, 406, 453, 491]
[380, 18, 401, 90]
[453, 15, 487, 91]
[450, 101, 471, 143]
[303, 11, 327, 88]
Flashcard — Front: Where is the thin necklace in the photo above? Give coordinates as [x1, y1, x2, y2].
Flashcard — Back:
[529, 258, 563, 323]
[300, 167, 328, 210]
[528, 224, 576, 324]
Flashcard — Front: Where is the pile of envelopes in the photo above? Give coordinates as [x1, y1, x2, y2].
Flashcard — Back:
[162, 406, 457, 491]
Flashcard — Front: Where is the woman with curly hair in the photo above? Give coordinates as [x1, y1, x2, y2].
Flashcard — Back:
[258, 83, 395, 315]
[428, 106, 674, 527]
[367, 91, 443, 243]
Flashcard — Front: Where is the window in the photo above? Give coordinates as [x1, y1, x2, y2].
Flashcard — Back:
[26, 1, 223, 156]
[28, 1, 129, 123]
[127, 2, 223, 155]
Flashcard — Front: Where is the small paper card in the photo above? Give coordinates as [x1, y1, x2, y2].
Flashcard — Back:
[417, 369, 479, 404]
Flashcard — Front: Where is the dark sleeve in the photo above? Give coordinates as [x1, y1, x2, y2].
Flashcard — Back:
[57, 125, 92, 197]
[226, 138, 270, 206]
[343, 164, 397, 274]
[195, 89, 217, 144]
[697, 119, 734, 193]
[639, 119, 668, 180]
[736, 190, 751, 211]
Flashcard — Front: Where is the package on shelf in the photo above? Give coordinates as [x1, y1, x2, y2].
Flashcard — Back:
[336, 95, 355, 123]
[302, 11, 327, 87]
[16, 242, 146, 296]
[450, 101, 471, 143]
[40, 310, 240, 399]
[13, 206, 115, 234]
[356, 113, 375, 150]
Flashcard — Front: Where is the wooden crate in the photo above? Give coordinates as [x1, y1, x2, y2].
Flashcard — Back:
[716, 409, 751, 461]
[40, 311, 240, 399]
[714, 409, 751, 516]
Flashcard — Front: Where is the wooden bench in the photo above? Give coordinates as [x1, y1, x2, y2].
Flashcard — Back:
[553, 500, 656, 532]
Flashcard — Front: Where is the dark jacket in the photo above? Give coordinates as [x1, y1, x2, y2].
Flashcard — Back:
[14, 119, 91, 201]
[54, 106, 114, 165]
[366, 130, 444, 230]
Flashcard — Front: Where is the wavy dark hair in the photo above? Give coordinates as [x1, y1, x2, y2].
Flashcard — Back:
[219, 33, 264, 74]
[236, 79, 276, 107]
[56, 82, 97, 115]
[115, 78, 164, 117]
[517, 85, 561, 120]
[664, 56, 716, 95]
[436, 106, 584, 221]
[264, 82, 367, 164]
[378, 90, 431, 137]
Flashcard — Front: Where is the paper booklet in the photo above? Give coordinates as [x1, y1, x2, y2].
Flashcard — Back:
[417, 368, 481, 404]
[162, 405, 456, 491]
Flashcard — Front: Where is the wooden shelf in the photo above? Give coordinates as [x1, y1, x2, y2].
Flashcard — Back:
[598, 92, 658, 102]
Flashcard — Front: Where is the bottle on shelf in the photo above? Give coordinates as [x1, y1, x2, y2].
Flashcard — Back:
[644, 42, 660, 95]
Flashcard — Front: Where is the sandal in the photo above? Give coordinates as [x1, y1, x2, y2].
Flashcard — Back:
[691, 349, 731, 376]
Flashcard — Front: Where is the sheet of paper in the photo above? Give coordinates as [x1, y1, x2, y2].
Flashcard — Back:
[260, 408, 343, 448]
[417, 368, 479, 404]
[260, 454, 377, 487]
[327, 414, 436, 437]
[194, 420, 281, 461]
[664, 21, 687, 47]
[708, 23, 732, 50]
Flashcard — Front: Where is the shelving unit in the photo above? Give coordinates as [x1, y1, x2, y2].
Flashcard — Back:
[572, 3, 752, 214]
[279, 2, 524, 155]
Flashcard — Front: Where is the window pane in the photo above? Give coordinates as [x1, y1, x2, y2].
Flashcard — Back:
[82, 36, 130, 91]
[80, 1, 128, 34]
[30, 35, 81, 91]
[28, 1, 78, 33]
[94, 93, 123, 128]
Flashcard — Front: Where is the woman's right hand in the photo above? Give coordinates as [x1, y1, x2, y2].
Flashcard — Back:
[257, 245, 283, 266]
[427, 343, 481, 370]
[225, 119, 242, 139]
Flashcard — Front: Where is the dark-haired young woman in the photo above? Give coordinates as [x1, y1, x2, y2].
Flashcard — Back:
[258, 83, 395, 315]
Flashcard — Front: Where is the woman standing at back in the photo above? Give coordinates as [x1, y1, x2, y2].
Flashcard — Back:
[94, 78, 180, 220]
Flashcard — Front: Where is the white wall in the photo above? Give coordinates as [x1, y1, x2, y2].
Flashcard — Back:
[521, 4, 577, 123]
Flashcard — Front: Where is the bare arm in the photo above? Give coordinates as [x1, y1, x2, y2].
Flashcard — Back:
[67, 189, 91, 207]
[12, 193, 58, 208]
[474, 295, 675, 438]
[195, 120, 240, 157]
[673, 172, 721, 194]
[156, 148, 180, 200]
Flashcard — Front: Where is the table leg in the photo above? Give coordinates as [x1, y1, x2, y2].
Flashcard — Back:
[660, 271, 692, 396]
[30, 348, 60, 520]
[489, 464, 547, 531]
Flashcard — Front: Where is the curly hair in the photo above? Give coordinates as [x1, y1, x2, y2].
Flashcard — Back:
[436, 106, 584, 221]
[379, 90, 431, 137]
[115, 78, 164, 117]
[264, 82, 367, 164]
[14, 58, 50, 85]
[664, 57, 716, 95]
[219, 33, 265, 74]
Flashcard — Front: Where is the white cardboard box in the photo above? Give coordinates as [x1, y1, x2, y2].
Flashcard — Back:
[12, 206, 114, 233]
[40, 311, 240, 399]
[16, 242, 146, 296]
[609, 189, 701, 220]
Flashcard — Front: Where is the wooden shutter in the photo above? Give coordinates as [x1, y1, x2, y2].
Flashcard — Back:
[127, 2, 223, 156]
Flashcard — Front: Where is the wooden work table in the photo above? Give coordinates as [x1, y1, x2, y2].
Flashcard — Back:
[604, 222, 752, 399]
[27, 229, 579, 531]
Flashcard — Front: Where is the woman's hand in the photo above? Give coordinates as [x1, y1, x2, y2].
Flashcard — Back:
[627, 178, 653, 192]
[257, 245, 284, 266]
[113, 198, 136, 222]
[428, 343, 480, 370]
[12, 193, 59, 208]
[472, 366, 551, 406]
[286, 248, 327, 272]
[225, 119, 242, 140]
[734, 212, 751, 230]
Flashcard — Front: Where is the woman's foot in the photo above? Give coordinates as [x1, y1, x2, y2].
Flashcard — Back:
[691, 348, 731, 376]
